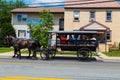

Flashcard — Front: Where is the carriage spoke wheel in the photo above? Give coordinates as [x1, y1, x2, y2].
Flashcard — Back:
[77, 48, 90, 60]
[40, 49, 48, 60]
[40, 48, 56, 60]
[49, 50, 56, 59]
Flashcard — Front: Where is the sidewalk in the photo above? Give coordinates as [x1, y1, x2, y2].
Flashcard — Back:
[0, 51, 29, 58]
[1, 51, 120, 60]
[0, 51, 13, 58]
[95, 52, 120, 60]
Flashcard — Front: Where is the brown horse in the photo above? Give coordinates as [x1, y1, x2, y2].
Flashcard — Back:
[4, 35, 41, 59]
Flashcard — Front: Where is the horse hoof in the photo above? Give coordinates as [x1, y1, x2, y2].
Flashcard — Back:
[12, 56, 15, 58]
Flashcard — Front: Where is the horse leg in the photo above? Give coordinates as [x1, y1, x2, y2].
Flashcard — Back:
[26, 49, 31, 59]
[18, 50, 21, 59]
[12, 48, 17, 58]
[32, 50, 38, 60]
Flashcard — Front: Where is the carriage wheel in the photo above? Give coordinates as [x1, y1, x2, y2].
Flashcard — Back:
[40, 49, 48, 60]
[49, 50, 56, 59]
[40, 48, 56, 60]
[77, 48, 90, 60]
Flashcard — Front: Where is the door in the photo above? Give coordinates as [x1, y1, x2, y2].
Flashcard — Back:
[59, 18, 64, 30]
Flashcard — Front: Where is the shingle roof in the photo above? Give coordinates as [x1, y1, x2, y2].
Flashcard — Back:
[65, 0, 120, 9]
[11, 8, 64, 13]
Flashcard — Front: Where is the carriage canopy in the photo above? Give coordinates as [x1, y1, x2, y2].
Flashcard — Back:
[48, 30, 97, 34]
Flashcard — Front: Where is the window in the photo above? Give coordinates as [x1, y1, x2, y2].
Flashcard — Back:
[90, 11, 95, 21]
[106, 11, 112, 21]
[106, 31, 111, 41]
[17, 14, 22, 21]
[73, 11, 80, 21]
[22, 14, 27, 21]
[97, 33, 105, 43]
[18, 30, 26, 38]
[16, 14, 27, 21]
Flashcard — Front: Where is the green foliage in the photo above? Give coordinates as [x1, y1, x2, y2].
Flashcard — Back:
[39, 10, 54, 30]
[0, 23, 16, 47]
[0, 7, 16, 47]
[28, 9, 54, 48]
[14, 0, 28, 8]
[0, 0, 27, 10]
[0, 0, 27, 47]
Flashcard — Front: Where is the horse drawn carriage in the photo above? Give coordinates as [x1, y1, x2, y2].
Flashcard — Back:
[5, 30, 99, 60]
[40, 30, 99, 60]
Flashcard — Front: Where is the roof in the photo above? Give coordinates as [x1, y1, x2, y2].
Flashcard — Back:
[65, 0, 120, 9]
[79, 21, 110, 31]
[11, 8, 64, 13]
[48, 30, 97, 34]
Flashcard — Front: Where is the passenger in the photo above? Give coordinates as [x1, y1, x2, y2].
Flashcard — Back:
[56, 35, 60, 44]
[81, 35, 87, 44]
[76, 35, 81, 44]
[60, 35, 67, 44]
[91, 36, 96, 40]
[69, 35, 74, 44]
[77, 35, 81, 40]
[90, 36, 96, 45]
[74, 35, 81, 44]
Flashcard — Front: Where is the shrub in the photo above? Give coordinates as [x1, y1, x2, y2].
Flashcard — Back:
[0, 23, 16, 47]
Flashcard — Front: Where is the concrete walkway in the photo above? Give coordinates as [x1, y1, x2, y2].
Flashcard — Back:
[0, 51, 29, 58]
[0, 51, 13, 58]
[95, 52, 120, 60]
[0, 51, 120, 60]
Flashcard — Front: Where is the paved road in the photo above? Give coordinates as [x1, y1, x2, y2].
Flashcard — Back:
[0, 56, 120, 80]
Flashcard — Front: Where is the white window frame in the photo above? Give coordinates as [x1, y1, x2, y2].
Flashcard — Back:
[73, 10, 80, 21]
[18, 30, 26, 38]
[90, 11, 95, 21]
[106, 11, 112, 21]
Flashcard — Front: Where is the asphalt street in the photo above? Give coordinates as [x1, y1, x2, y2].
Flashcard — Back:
[0, 56, 120, 80]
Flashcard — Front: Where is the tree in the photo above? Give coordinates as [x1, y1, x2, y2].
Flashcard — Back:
[14, 0, 27, 8]
[0, 7, 16, 47]
[0, 0, 27, 47]
[28, 9, 54, 48]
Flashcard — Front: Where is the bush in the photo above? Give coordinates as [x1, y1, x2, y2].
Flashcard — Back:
[0, 23, 16, 47]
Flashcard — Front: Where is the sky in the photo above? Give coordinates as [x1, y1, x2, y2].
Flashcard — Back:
[6, 0, 66, 8]
[27, 0, 65, 7]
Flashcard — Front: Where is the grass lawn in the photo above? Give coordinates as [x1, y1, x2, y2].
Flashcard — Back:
[103, 51, 120, 57]
[0, 47, 14, 53]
